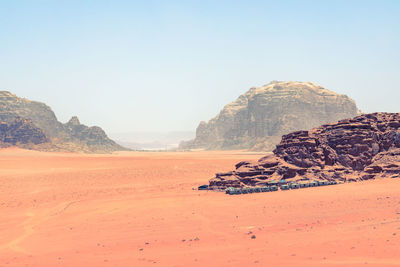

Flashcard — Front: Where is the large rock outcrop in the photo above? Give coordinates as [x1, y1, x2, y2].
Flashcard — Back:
[0, 91, 126, 153]
[62, 116, 125, 152]
[181, 81, 360, 151]
[209, 113, 400, 188]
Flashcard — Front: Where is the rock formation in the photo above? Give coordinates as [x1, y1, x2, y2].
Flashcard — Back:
[62, 116, 125, 152]
[0, 117, 49, 147]
[0, 91, 126, 153]
[181, 81, 360, 151]
[209, 113, 400, 189]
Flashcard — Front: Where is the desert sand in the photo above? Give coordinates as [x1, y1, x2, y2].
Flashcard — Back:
[0, 148, 400, 267]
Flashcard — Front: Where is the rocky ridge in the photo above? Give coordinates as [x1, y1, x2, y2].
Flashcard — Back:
[0, 91, 126, 153]
[181, 81, 360, 151]
[209, 113, 400, 189]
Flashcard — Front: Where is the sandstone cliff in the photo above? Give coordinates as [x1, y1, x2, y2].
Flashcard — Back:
[0, 91, 126, 153]
[209, 113, 400, 189]
[181, 81, 360, 151]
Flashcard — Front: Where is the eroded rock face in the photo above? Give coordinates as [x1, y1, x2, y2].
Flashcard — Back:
[180, 81, 360, 151]
[0, 91, 126, 153]
[0, 91, 65, 138]
[0, 118, 48, 147]
[209, 113, 400, 188]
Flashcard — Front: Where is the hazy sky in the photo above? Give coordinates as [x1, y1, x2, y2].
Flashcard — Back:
[1, 0, 399, 134]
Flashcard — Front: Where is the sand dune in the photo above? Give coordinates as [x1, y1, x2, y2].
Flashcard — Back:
[0, 148, 399, 266]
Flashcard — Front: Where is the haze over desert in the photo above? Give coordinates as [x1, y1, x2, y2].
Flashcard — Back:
[0, 149, 399, 267]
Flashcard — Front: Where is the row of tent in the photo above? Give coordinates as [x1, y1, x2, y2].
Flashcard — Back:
[225, 180, 338, 195]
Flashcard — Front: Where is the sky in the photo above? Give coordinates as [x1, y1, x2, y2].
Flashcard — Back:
[1, 0, 399, 135]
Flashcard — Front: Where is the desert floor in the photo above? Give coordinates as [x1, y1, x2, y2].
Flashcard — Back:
[0, 148, 400, 267]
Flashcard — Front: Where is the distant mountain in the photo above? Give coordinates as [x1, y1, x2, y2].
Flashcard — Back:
[180, 81, 360, 151]
[111, 131, 194, 150]
[0, 91, 126, 153]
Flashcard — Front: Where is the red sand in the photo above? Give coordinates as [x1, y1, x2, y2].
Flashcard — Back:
[0, 148, 400, 267]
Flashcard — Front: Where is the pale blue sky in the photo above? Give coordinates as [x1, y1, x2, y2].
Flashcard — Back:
[1, 0, 399, 134]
